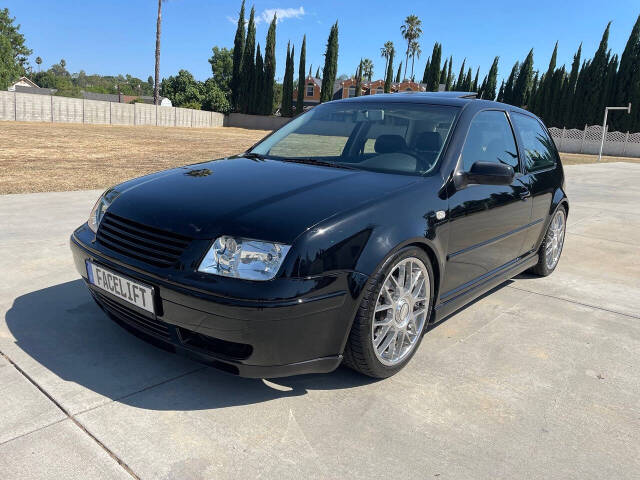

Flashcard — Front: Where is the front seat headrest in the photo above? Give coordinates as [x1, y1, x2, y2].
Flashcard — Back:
[374, 135, 407, 154]
[415, 131, 442, 152]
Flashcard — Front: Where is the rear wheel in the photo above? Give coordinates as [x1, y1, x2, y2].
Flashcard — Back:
[530, 206, 566, 276]
[343, 247, 434, 378]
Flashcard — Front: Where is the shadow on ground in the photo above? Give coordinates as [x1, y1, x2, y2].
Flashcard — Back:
[5, 280, 378, 411]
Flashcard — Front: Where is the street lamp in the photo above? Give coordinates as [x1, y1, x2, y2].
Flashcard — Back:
[598, 103, 631, 162]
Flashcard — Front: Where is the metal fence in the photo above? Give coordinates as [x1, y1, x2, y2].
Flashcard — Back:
[0, 90, 225, 128]
[549, 125, 640, 158]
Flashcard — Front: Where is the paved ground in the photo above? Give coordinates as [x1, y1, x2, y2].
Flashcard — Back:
[1, 163, 639, 479]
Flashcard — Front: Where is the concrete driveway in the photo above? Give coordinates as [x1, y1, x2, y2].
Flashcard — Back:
[1, 163, 639, 479]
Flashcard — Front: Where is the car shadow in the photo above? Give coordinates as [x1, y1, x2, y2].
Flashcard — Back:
[5, 279, 379, 411]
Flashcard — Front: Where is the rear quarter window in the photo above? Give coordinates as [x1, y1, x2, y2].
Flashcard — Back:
[512, 113, 557, 172]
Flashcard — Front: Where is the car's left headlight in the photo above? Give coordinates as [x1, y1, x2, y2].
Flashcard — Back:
[88, 187, 120, 233]
[198, 236, 291, 281]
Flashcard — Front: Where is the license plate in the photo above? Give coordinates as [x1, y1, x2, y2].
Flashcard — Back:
[86, 261, 155, 314]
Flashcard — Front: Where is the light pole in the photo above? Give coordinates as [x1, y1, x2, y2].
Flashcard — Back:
[598, 103, 631, 162]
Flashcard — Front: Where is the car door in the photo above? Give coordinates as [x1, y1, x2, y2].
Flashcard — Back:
[510, 112, 560, 253]
[442, 109, 532, 298]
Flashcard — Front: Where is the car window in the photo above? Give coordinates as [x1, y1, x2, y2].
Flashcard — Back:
[461, 110, 519, 171]
[251, 102, 459, 176]
[511, 113, 557, 172]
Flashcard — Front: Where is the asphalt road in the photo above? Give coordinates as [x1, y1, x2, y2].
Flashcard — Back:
[1, 163, 639, 479]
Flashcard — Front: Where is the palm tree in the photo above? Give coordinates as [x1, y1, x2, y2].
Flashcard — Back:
[400, 15, 422, 81]
[409, 41, 421, 81]
[35, 56, 42, 72]
[154, 0, 164, 105]
[380, 41, 394, 74]
[361, 58, 374, 81]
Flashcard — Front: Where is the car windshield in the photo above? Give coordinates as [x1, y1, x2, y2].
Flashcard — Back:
[250, 102, 459, 175]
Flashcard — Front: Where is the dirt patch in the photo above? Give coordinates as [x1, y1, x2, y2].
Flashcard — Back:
[2, 121, 638, 194]
[0, 121, 268, 194]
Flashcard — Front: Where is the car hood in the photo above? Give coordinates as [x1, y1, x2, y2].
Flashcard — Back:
[107, 156, 419, 243]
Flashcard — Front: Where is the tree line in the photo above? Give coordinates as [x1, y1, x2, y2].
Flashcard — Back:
[2, 4, 640, 130]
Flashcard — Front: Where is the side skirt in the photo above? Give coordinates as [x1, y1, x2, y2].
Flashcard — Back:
[431, 252, 539, 324]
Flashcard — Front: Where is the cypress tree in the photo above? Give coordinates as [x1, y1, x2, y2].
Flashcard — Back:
[253, 44, 263, 115]
[231, 0, 245, 111]
[484, 56, 499, 100]
[238, 6, 256, 114]
[424, 42, 441, 91]
[572, 60, 590, 127]
[263, 14, 277, 114]
[446, 56, 453, 90]
[439, 57, 448, 86]
[281, 43, 290, 115]
[472, 66, 479, 92]
[497, 80, 506, 102]
[503, 61, 519, 104]
[296, 35, 306, 115]
[320, 21, 339, 103]
[454, 58, 466, 90]
[530, 71, 541, 114]
[478, 75, 487, 99]
[395, 61, 402, 83]
[563, 44, 582, 127]
[512, 49, 534, 107]
[547, 67, 566, 125]
[354, 60, 362, 97]
[422, 57, 431, 85]
[463, 67, 472, 91]
[281, 42, 293, 116]
[614, 15, 640, 131]
[537, 42, 558, 120]
[384, 49, 394, 93]
[315, 66, 320, 78]
[579, 23, 611, 125]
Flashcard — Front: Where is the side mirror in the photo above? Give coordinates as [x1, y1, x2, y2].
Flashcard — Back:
[456, 161, 515, 188]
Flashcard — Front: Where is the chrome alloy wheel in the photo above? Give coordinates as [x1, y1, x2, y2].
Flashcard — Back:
[371, 257, 430, 366]
[545, 209, 566, 270]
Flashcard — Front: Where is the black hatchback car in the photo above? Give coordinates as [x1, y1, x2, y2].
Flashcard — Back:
[70, 92, 568, 378]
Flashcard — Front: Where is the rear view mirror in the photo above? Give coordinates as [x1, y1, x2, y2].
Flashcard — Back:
[355, 110, 385, 122]
[456, 161, 515, 188]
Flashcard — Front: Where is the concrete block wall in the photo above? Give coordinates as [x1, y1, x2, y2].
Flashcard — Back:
[0, 91, 226, 129]
[52, 97, 83, 123]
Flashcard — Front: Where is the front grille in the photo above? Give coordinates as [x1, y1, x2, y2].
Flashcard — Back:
[92, 290, 171, 340]
[97, 212, 191, 267]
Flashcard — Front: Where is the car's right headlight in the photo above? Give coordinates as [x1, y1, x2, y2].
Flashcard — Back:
[88, 187, 120, 233]
[197, 236, 291, 281]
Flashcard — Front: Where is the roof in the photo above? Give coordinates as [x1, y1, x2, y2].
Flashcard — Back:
[11, 76, 39, 88]
[333, 91, 480, 107]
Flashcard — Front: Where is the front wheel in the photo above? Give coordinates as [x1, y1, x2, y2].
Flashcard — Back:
[343, 247, 434, 378]
[530, 206, 566, 276]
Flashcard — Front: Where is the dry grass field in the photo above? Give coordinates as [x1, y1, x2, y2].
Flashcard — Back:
[0, 122, 268, 194]
[1, 121, 638, 194]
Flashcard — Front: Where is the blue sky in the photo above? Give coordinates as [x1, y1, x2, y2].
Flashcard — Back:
[5, 0, 640, 86]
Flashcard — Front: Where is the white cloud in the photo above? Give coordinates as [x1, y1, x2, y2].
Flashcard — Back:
[256, 7, 305, 25]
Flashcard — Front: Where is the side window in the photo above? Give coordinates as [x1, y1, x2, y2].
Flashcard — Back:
[461, 110, 519, 171]
[512, 113, 556, 172]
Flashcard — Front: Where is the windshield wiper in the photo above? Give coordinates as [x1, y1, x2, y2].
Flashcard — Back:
[244, 152, 268, 160]
[277, 157, 358, 170]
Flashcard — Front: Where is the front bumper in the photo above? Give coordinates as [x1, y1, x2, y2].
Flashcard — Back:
[70, 227, 367, 378]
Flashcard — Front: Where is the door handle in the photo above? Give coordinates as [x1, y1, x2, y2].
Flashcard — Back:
[519, 190, 531, 201]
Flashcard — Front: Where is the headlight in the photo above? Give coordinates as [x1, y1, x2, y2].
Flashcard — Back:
[198, 236, 291, 281]
[88, 187, 120, 233]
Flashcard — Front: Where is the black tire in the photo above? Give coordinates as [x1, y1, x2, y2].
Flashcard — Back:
[529, 205, 567, 277]
[343, 246, 435, 378]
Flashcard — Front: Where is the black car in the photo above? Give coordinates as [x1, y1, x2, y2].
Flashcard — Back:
[70, 92, 568, 378]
